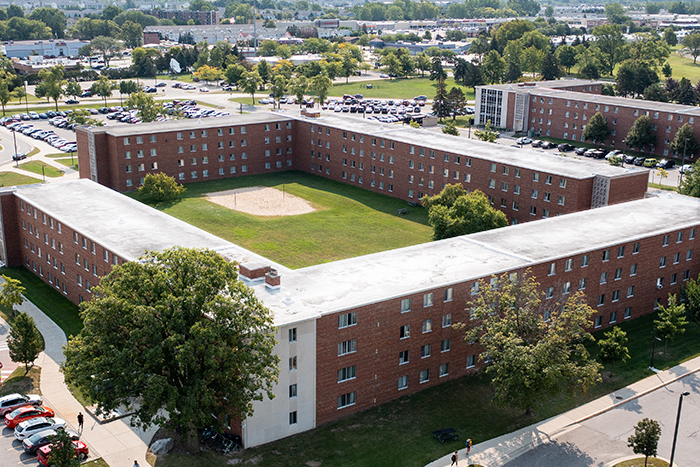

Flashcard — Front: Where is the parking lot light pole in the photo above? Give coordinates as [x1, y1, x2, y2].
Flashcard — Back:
[41, 164, 46, 183]
[621, 139, 626, 167]
[12, 128, 18, 167]
[669, 391, 691, 467]
[650, 336, 662, 370]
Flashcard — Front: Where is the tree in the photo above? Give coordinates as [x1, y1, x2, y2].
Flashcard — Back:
[627, 418, 661, 467]
[271, 74, 287, 109]
[503, 41, 523, 82]
[676, 77, 697, 105]
[67, 109, 104, 127]
[421, 185, 507, 240]
[429, 56, 447, 81]
[670, 123, 700, 161]
[138, 173, 186, 201]
[310, 73, 332, 107]
[256, 60, 271, 88]
[682, 33, 700, 64]
[663, 27, 678, 47]
[662, 62, 673, 78]
[124, 91, 163, 123]
[118, 20, 143, 49]
[119, 80, 138, 103]
[598, 326, 630, 377]
[447, 87, 466, 120]
[462, 270, 601, 416]
[679, 161, 700, 197]
[45, 428, 81, 467]
[28, 7, 67, 38]
[583, 112, 610, 146]
[11, 86, 26, 107]
[442, 120, 459, 136]
[65, 81, 82, 100]
[224, 64, 245, 87]
[682, 274, 700, 322]
[593, 24, 627, 76]
[0, 275, 25, 317]
[415, 53, 431, 77]
[90, 36, 123, 68]
[90, 76, 116, 106]
[669, 0, 687, 14]
[7, 312, 43, 374]
[189, 0, 215, 10]
[37, 65, 66, 111]
[62, 247, 280, 450]
[238, 70, 262, 104]
[643, 84, 669, 102]
[616, 61, 659, 98]
[540, 48, 561, 81]
[0, 79, 11, 116]
[340, 51, 358, 83]
[290, 75, 308, 109]
[432, 78, 450, 121]
[482, 50, 505, 84]
[625, 116, 655, 152]
[193, 64, 223, 83]
[545, 5, 554, 17]
[556, 45, 577, 74]
[654, 294, 688, 354]
[475, 119, 499, 142]
[605, 3, 630, 24]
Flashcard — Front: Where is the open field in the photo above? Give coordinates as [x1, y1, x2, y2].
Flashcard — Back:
[132, 171, 431, 269]
[19, 161, 64, 178]
[156, 311, 700, 467]
[668, 47, 700, 82]
[0, 171, 41, 186]
[330, 77, 476, 101]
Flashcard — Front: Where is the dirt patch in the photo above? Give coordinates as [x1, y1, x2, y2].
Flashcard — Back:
[206, 186, 316, 217]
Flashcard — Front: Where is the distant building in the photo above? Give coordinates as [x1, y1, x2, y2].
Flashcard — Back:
[145, 9, 219, 25]
[11, 56, 82, 75]
[2, 39, 89, 60]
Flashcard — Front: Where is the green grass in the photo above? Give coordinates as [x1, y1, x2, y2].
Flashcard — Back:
[18, 161, 64, 178]
[131, 171, 431, 269]
[330, 77, 476, 101]
[157, 312, 700, 467]
[668, 46, 700, 82]
[27, 147, 40, 157]
[54, 158, 79, 170]
[648, 182, 677, 191]
[0, 366, 41, 397]
[157, 73, 195, 83]
[229, 96, 263, 106]
[89, 459, 111, 467]
[44, 152, 69, 158]
[614, 458, 669, 467]
[0, 171, 41, 186]
[0, 266, 82, 337]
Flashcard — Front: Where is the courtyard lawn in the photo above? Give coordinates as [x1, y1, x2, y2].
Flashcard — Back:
[156, 311, 700, 467]
[0, 171, 41, 186]
[330, 77, 476, 101]
[54, 158, 79, 170]
[18, 161, 64, 178]
[0, 266, 82, 337]
[132, 171, 431, 269]
[668, 47, 700, 82]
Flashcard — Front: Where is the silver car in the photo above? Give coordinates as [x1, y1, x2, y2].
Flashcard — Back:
[14, 417, 66, 440]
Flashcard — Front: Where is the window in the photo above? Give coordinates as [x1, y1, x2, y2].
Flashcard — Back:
[598, 294, 605, 306]
[581, 255, 589, 267]
[440, 363, 449, 377]
[490, 163, 496, 173]
[579, 278, 587, 290]
[565, 258, 573, 271]
[674, 252, 681, 264]
[677, 231, 683, 243]
[610, 311, 617, 324]
[617, 246, 625, 258]
[531, 189, 538, 199]
[563, 281, 571, 294]
[633, 242, 640, 254]
[687, 249, 694, 260]
[423, 293, 433, 307]
[663, 235, 670, 246]
[630, 264, 637, 276]
[560, 178, 567, 188]
[338, 339, 357, 356]
[289, 411, 297, 425]
[548, 263, 556, 276]
[600, 272, 608, 284]
[337, 392, 356, 409]
[398, 376, 408, 390]
[612, 290, 620, 302]
[627, 286, 635, 298]
[401, 298, 411, 312]
[691, 228, 697, 240]
[546, 287, 554, 299]
[421, 344, 431, 358]
[124, 137, 130, 145]
[289, 328, 297, 343]
[289, 356, 297, 371]
[595, 316, 603, 328]
[422, 319, 432, 333]
[442, 313, 452, 327]
[338, 365, 356, 382]
[444, 287, 454, 302]
[441, 339, 451, 352]
[660, 256, 667, 268]
[339, 312, 357, 328]
[614, 268, 622, 281]
[399, 350, 409, 364]
[419, 369, 430, 383]
[400, 325, 411, 339]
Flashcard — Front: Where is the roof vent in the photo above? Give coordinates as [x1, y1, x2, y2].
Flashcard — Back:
[265, 268, 281, 289]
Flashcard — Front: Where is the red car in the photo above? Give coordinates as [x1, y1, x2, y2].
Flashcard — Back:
[5, 405, 55, 428]
[37, 440, 89, 465]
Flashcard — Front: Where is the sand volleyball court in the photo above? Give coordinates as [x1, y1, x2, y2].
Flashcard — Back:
[205, 186, 316, 217]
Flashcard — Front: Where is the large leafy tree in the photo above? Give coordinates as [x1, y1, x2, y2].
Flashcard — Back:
[36, 65, 66, 111]
[540, 48, 561, 81]
[447, 87, 466, 120]
[124, 91, 163, 123]
[682, 33, 700, 64]
[598, 326, 630, 377]
[63, 247, 280, 449]
[90, 76, 116, 106]
[679, 161, 700, 197]
[310, 73, 332, 107]
[138, 173, 186, 201]
[8, 312, 43, 374]
[0, 274, 24, 317]
[654, 294, 687, 354]
[592, 24, 627, 76]
[421, 185, 507, 240]
[474, 119, 498, 142]
[616, 61, 659, 98]
[663, 27, 678, 46]
[238, 70, 262, 105]
[482, 50, 505, 84]
[583, 112, 610, 146]
[28, 7, 67, 38]
[670, 123, 700, 160]
[90, 36, 123, 67]
[271, 74, 287, 109]
[625, 116, 655, 152]
[118, 20, 143, 48]
[627, 418, 661, 467]
[682, 274, 700, 322]
[461, 270, 602, 416]
[290, 75, 308, 109]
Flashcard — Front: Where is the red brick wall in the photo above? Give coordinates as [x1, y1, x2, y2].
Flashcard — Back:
[1, 193, 21, 267]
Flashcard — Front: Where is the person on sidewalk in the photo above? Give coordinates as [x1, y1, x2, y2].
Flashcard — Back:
[465, 438, 472, 455]
[133, 461, 139, 467]
[77, 412, 84, 431]
[450, 450, 458, 466]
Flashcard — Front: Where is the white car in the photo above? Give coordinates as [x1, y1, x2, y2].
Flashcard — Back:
[15, 417, 66, 440]
[680, 164, 694, 174]
[516, 137, 532, 145]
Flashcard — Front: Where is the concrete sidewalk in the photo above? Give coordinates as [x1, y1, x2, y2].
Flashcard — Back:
[425, 355, 700, 467]
[2, 278, 156, 467]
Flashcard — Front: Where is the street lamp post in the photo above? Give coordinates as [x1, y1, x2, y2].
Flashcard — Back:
[24, 80, 29, 114]
[650, 336, 662, 370]
[681, 138, 689, 181]
[669, 391, 691, 467]
[70, 150, 74, 168]
[41, 164, 46, 183]
[621, 139, 626, 167]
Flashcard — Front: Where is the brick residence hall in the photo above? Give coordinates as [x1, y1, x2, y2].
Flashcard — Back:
[1, 110, 697, 448]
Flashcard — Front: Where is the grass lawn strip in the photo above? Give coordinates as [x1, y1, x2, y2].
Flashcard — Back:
[18, 161, 64, 178]
[54, 158, 79, 170]
[135, 171, 431, 269]
[0, 171, 41, 186]
[0, 266, 82, 337]
[614, 458, 669, 467]
[330, 77, 475, 101]
[0, 366, 41, 397]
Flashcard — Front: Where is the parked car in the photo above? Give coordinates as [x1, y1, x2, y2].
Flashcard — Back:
[656, 159, 676, 169]
[38, 440, 89, 465]
[624, 155, 636, 164]
[80, 90, 92, 97]
[15, 417, 66, 440]
[633, 157, 647, 166]
[541, 141, 557, 149]
[155, 82, 166, 87]
[22, 428, 80, 454]
[592, 150, 607, 159]
[0, 393, 43, 415]
[5, 406, 55, 429]
[65, 99, 79, 104]
[643, 158, 659, 168]
[558, 143, 575, 152]
[604, 150, 622, 160]
[516, 136, 532, 145]
[531, 140, 543, 148]
[680, 164, 694, 174]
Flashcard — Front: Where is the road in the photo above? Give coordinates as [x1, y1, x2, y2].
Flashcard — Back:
[501, 372, 700, 467]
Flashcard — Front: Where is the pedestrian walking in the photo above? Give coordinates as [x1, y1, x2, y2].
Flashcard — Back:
[465, 438, 472, 455]
[77, 412, 84, 431]
[450, 450, 458, 466]
[133, 461, 139, 467]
